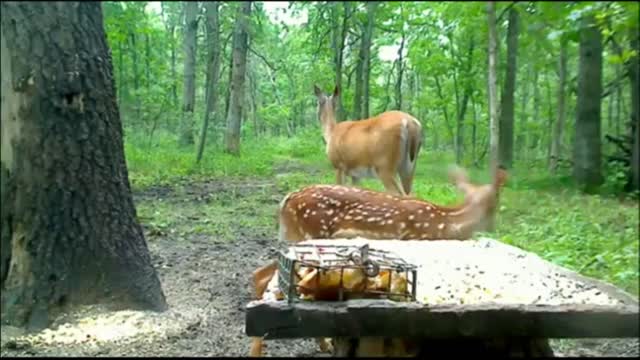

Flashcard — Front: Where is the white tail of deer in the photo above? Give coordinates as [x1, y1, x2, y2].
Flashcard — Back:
[314, 85, 424, 196]
[278, 166, 508, 243]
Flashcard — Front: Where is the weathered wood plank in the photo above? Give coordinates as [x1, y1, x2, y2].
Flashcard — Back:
[246, 238, 639, 340]
[246, 299, 639, 339]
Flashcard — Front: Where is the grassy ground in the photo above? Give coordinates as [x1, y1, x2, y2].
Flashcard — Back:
[125, 128, 639, 298]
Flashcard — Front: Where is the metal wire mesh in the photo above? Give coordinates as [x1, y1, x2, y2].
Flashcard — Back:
[277, 244, 418, 303]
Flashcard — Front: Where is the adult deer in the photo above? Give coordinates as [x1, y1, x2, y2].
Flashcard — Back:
[249, 166, 508, 356]
[314, 85, 424, 196]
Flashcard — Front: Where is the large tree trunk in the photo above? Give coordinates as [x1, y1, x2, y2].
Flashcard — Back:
[487, 1, 500, 171]
[550, 39, 568, 173]
[498, 8, 519, 169]
[573, 15, 604, 190]
[0, 2, 167, 330]
[197, 2, 221, 163]
[224, 1, 251, 155]
[180, 1, 198, 146]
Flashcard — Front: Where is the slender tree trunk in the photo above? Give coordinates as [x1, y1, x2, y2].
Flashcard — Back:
[354, 24, 364, 120]
[471, 92, 478, 165]
[550, 39, 568, 173]
[331, 2, 349, 121]
[170, 26, 177, 107]
[517, 65, 530, 162]
[573, 15, 604, 190]
[129, 32, 140, 119]
[615, 65, 622, 137]
[180, 1, 198, 146]
[628, 27, 639, 191]
[145, 33, 151, 91]
[224, 1, 251, 155]
[0, 1, 167, 330]
[395, 32, 406, 111]
[531, 69, 540, 157]
[362, 2, 377, 119]
[487, 1, 500, 171]
[498, 8, 519, 169]
[197, 2, 221, 163]
[456, 35, 475, 165]
[433, 75, 455, 146]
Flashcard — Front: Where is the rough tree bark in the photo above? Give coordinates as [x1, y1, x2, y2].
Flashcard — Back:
[180, 1, 198, 146]
[0, 1, 167, 330]
[573, 15, 604, 190]
[197, 1, 221, 163]
[224, 1, 251, 155]
[487, 1, 500, 171]
[550, 39, 568, 173]
[498, 7, 519, 169]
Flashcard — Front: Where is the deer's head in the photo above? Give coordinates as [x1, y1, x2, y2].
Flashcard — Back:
[448, 165, 508, 233]
[313, 84, 339, 126]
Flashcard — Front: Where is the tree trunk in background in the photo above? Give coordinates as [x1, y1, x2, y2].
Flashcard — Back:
[531, 68, 540, 157]
[615, 65, 622, 137]
[456, 35, 475, 165]
[145, 33, 151, 91]
[471, 93, 478, 165]
[180, 1, 198, 146]
[224, 1, 251, 155]
[0, 1, 167, 329]
[516, 65, 530, 162]
[487, 1, 500, 172]
[197, 2, 221, 163]
[129, 32, 140, 119]
[573, 15, 603, 191]
[628, 27, 639, 191]
[331, 2, 349, 122]
[498, 8, 518, 169]
[395, 32, 405, 111]
[550, 39, 568, 173]
[362, 2, 377, 119]
[354, 1, 377, 120]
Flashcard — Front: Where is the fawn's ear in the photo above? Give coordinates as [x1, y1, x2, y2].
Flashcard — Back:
[494, 167, 508, 188]
[313, 84, 324, 99]
[448, 165, 473, 194]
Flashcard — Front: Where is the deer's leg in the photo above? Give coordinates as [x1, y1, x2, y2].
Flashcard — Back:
[249, 337, 264, 357]
[336, 169, 346, 185]
[316, 337, 333, 353]
[377, 168, 407, 196]
[398, 170, 415, 197]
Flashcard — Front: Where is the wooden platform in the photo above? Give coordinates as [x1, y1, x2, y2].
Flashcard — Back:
[245, 238, 639, 340]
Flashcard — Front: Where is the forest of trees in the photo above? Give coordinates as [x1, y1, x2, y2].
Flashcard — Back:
[103, 1, 639, 193]
[0, 0, 638, 330]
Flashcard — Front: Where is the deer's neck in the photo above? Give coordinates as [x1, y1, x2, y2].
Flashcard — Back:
[414, 201, 486, 240]
[320, 114, 336, 149]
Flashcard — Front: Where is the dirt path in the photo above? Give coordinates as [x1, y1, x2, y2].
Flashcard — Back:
[1, 178, 638, 357]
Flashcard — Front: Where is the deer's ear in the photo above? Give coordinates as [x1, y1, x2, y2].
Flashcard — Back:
[333, 85, 340, 98]
[314, 84, 324, 98]
[494, 168, 508, 188]
[448, 165, 472, 194]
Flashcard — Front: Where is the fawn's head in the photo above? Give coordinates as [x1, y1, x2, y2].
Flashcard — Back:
[448, 165, 508, 233]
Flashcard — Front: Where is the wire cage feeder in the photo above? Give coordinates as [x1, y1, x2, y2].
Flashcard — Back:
[277, 244, 418, 303]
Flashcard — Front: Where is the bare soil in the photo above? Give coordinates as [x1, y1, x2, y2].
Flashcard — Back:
[1, 178, 638, 357]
